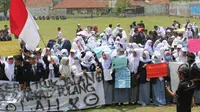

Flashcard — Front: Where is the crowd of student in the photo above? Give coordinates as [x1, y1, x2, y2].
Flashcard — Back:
[0, 25, 12, 41]
[0, 20, 200, 109]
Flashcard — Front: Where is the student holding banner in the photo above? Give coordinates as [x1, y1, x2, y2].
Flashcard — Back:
[151, 52, 166, 106]
[138, 50, 152, 106]
[113, 48, 130, 105]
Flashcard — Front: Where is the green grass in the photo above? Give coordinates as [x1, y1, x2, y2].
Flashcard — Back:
[1, 16, 200, 48]
[0, 16, 200, 111]
[71, 105, 200, 112]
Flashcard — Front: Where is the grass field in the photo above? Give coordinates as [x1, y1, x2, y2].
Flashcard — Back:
[1, 16, 200, 48]
[0, 16, 200, 111]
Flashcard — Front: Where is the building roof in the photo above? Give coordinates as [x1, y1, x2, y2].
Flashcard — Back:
[25, 0, 52, 7]
[129, 0, 169, 7]
[54, 0, 108, 9]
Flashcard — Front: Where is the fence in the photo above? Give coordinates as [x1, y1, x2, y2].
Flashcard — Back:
[169, 1, 200, 17]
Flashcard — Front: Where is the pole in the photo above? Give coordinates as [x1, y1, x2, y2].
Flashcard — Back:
[38, 31, 47, 48]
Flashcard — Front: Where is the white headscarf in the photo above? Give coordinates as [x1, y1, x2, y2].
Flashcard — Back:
[144, 40, 153, 56]
[176, 48, 187, 63]
[61, 49, 68, 56]
[59, 57, 71, 77]
[140, 50, 151, 63]
[154, 43, 164, 52]
[152, 52, 162, 63]
[4, 59, 15, 81]
[162, 40, 170, 48]
[100, 52, 112, 69]
[81, 51, 96, 67]
[128, 48, 141, 73]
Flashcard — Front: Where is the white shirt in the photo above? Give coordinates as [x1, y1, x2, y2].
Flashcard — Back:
[104, 27, 112, 36]
[58, 31, 62, 39]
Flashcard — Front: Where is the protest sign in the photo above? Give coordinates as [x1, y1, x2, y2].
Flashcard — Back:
[0, 39, 20, 56]
[188, 39, 200, 53]
[0, 72, 105, 111]
[146, 63, 168, 78]
[168, 62, 182, 93]
[115, 67, 131, 88]
[112, 55, 128, 69]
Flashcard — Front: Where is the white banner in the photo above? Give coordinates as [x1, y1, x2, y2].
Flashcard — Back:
[0, 72, 105, 111]
[168, 62, 182, 93]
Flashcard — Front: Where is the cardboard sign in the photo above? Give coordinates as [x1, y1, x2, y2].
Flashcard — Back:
[146, 62, 168, 78]
[188, 39, 200, 53]
[0, 39, 21, 56]
[115, 67, 131, 88]
[112, 55, 128, 69]
[0, 72, 105, 111]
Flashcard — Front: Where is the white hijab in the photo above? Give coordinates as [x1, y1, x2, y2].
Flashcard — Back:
[140, 50, 151, 63]
[162, 40, 170, 48]
[196, 51, 200, 62]
[144, 40, 153, 56]
[59, 57, 71, 77]
[81, 51, 96, 67]
[100, 52, 112, 69]
[176, 48, 187, 63]
[128, 48, 141, 74]
[4, 61, 15, 81]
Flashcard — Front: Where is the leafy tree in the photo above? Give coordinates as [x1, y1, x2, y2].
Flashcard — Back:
[115, 0, 131, 15]
[0, 0, 10, 16]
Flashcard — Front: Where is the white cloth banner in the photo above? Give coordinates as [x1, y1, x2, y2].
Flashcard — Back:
[0, 72, 105, 111]
[169, 62, 181, 93]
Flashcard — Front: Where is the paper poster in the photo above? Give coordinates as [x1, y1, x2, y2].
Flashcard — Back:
[112, 55, 128, 69]
[103, 69, 112, 81]
[115, 67, 131, 88]
[0, 39, 21, 56]
[146, 62, 168, 78]
[188, 39, 200, 53]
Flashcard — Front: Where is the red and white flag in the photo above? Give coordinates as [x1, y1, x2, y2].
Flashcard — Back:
[10, 0, 40, 50]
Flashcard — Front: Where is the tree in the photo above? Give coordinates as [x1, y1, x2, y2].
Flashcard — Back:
[0, 0, 10, 16]
[115, 0, 131, 15]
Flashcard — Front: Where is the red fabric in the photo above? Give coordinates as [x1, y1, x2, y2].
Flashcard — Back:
[10, 0, 28, 36]
[146, 62, 168, 78]
[188, 39, 200, 53]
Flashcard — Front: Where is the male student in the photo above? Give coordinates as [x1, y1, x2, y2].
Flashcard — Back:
[166, 64, 195, 112]
[57, 27, 63, 45]
[76, 24, 82, 33]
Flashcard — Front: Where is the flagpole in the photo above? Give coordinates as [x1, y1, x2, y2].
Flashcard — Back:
[38, 31, 47, 48]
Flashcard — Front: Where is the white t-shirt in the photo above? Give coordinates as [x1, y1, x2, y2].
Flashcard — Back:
[58, 31, 62, 39]
[104, 27, 112, 36]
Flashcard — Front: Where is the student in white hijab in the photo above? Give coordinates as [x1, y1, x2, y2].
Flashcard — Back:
[71, 57, 82, 77]
[151, 52, 166, 106]
[59, 57, 71, 78]
[81, 51, 97, 72]
[99, 51, 113, 105]
[61, 49, 68, 57]
[193, 22, 199, 38]
[144, 40, 153, 56]
[176, 47, 187, 63]
[48, 56, 60, 79]
[128, 48, 141, 103]
[162, 40, 170, 48]
[4, 56, 15, 81]
[68, 49, 76, 65]
[154, 43, 164, 52]
[138, 50, 152, 106]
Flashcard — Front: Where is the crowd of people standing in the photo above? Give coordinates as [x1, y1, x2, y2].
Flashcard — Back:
[0, 19, 200, 110]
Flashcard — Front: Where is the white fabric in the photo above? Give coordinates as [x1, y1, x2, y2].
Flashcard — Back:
[128, 48, 141, 73]
[81, 51, 96, 67]
[59, 57, 71, 77]
[140, 50, 151, 63]
[4, 62, 15, 81]
[104, 27, 112, 36]
[144, 40, 153, 56]
[19, 10, 40, 50]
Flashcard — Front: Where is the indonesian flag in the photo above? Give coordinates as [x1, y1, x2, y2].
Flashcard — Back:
[10, 0, 40, 50]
